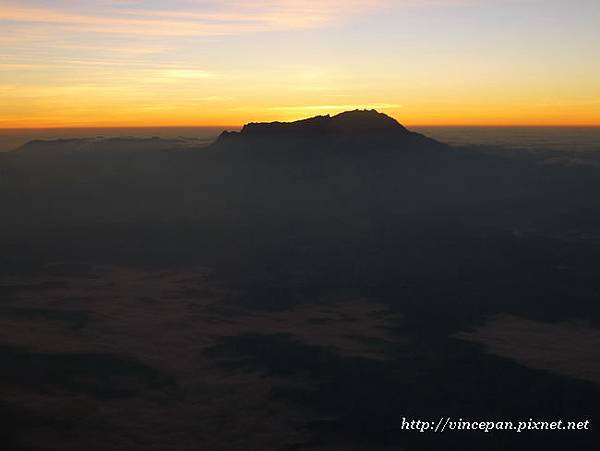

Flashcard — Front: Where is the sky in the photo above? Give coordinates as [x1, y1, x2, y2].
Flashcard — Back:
[1, 0, 599, 127]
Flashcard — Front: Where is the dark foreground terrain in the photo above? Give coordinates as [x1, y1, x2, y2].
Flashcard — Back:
[0, 111, 599, 450]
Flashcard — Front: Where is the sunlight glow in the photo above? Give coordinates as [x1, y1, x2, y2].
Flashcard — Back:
[1, 0, 599, 127]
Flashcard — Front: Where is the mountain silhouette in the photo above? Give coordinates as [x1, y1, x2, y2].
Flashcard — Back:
[240, 110, 406, 135]
[216, 109, 445, 151]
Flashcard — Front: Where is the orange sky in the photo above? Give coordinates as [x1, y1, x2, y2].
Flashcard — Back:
[1, 0, 599, 127]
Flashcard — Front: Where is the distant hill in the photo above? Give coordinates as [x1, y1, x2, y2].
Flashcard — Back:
[14, 136, 201, 155]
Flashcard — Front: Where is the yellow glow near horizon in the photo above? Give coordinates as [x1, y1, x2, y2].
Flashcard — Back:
[1, 1, 599, 128]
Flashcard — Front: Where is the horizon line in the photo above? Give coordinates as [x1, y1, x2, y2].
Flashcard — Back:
[2, 124, 600, 131]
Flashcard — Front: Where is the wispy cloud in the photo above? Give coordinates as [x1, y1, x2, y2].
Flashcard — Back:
[0, 1, 392, 37]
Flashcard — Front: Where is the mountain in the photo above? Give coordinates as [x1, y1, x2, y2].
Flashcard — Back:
[1, 109, 598, 243]
[216, 109, 445, 151]
[230, 109, 406, 136]
[9, 110, 443, 159]
[14, 137, 200, 155]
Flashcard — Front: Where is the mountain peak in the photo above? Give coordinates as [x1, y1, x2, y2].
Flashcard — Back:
[214, 109, 445, 151]
[329, 109, 407, 133]
[229, 109, 408, 139]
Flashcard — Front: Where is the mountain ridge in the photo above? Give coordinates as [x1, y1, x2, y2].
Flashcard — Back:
[216, 109, 444, 150]
[10, 110, 444, 155]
